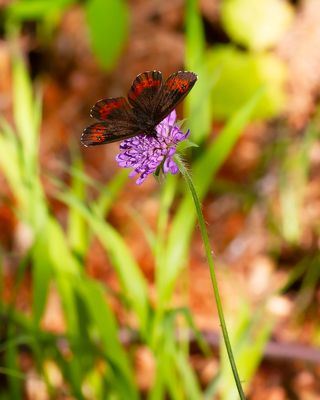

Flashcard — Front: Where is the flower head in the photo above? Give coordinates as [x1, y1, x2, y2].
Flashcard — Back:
[116, 110, 189, 185]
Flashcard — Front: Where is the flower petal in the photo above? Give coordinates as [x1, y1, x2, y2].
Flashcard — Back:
[163, 157, 179, 174]
[164, 110, 177, 126]
[116, 109, 188, 184]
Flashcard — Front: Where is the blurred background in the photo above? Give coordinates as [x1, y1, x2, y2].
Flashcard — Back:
[1, 0, 320, 399]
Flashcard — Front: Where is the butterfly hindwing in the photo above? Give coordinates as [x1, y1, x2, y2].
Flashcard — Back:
[81, 121, 139, 146]
[90, 97, 134, 121]
[82, 96, 140, 146]
[154, 71, 197, 123]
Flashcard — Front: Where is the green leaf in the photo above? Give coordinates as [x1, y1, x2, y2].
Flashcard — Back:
[176, 352, 202, 400]
[279, 126, 317, 244]
[11, 55, 48, 229]
[67, 156, 88, 258]
[207, 46, 287, 120]
[4, 334, 23, 399]
[7, 0, 74, 20]
[32, 233, 53, 326]
[77, 278, 140, 399]
[221, 0, 294, 51]
[0, 121, 26, 206]
[13, 53, 37, 165]
[219, 302, 273, 399]
[55, 190, 150, 336]
[44, 217, 82, 335]
[185, 0, 205, 68]
[177, 139, 199, 153]
[85, 0, 129, 70]
[185, 0, 214, 142]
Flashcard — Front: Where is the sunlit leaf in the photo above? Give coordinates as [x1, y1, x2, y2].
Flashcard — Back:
[221, 0, 294, 51]
[7, 0, 74, 20]
[85, 0, 129, 70]
[207, 46, 287, 120]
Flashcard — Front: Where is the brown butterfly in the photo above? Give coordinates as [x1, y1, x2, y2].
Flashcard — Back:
[81, 70, 197, 146]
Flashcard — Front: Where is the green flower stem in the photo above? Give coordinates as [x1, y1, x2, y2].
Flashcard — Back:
[174, 155, 246, 400]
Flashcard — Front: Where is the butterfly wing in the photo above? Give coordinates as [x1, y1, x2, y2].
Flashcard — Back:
[153, 71, 197, 123]
[127, 71, 163, 116]
[82, 96, 140, 146]
[81, 121, 141, 146]
[90, 97, 133, 121]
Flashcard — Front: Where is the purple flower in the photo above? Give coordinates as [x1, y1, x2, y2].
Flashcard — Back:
[116, 110, 189, 185]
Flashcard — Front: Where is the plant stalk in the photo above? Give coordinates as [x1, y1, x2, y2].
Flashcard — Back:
[175, 155, 246, 400]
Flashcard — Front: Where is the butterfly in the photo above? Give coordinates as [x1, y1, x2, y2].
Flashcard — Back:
[81, 70, 197, 146]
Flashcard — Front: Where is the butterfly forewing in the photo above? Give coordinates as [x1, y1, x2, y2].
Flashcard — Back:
[154, 71, 197, 123]
[128, 71, 163, 115]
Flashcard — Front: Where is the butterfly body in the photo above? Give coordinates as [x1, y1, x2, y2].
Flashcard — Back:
[81, 70, 197, 146]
